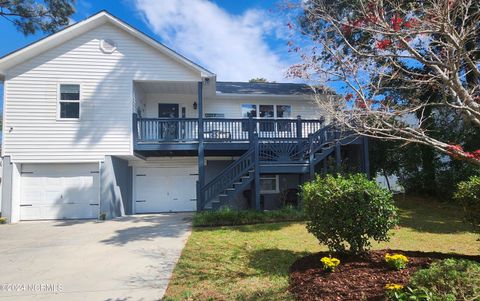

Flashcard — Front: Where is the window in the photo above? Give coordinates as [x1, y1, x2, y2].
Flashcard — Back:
[241, 104, 257, 118]
[276, 105, 291, 118]
[276, 105, 292, 131]
[259, 105, 274, 132]
[241, 104, 256, 131]
[260, 175, 279, 194]
[259, 105, 274, 118]
[241, 104, 293, 132]
[59, 84, 80, 119]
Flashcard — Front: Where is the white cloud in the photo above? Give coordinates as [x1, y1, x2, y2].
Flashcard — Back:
[133, 0, 291, 82]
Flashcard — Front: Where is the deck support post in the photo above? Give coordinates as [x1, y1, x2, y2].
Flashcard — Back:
[248, 116, 254, 141]
[335, 128, 341, 173]
[296, 116, 302, 143]
[253, 133, 261, 211]
[308, 134, 315, 180]
[197, 81, 205, 211]
[362, 136, 370, 179]
[132, 113, 138, 149]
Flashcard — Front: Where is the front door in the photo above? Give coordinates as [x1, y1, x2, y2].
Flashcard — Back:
[158, 104, 179, 141]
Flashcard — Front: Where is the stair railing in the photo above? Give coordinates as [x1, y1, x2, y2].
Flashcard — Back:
[308, 124, 335, 157]
[199, 147, 255, 209]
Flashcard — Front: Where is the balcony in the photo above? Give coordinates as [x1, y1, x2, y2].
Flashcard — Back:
[133, 114, 325, 152]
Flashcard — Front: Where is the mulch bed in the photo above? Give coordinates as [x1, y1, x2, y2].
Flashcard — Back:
[289, 249, 480, 301]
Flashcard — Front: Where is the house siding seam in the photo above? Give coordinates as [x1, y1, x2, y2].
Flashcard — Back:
[3, 23, 201, 162]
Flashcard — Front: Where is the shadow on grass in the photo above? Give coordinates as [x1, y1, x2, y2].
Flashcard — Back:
[248, 248, 311, 277]
[395, 197, 475, 234]
[194, 221, 298, 233]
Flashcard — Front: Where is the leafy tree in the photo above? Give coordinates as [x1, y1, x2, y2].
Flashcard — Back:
[453, 176, 480, 233]
[0, 0, 75, 35]
[289, 0, 480, 165]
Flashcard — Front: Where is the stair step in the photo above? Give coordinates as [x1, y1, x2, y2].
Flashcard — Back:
[225, 188, 235, 191]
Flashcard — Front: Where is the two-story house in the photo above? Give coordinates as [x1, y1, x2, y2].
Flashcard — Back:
[0, 11, 369, 223]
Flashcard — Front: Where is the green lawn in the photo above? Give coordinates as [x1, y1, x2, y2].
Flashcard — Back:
[164, 197, 479, 301]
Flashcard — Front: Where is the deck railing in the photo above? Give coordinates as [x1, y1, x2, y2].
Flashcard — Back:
[134, 114, 324, 144]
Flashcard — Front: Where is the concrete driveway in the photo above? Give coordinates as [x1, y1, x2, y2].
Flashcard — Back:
[0, 213, 192, 301]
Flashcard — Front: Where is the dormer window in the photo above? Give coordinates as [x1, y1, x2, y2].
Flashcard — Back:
[58, 84, 80, 119]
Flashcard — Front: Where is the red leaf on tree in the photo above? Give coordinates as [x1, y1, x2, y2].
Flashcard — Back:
[464, 149, 480, 161]
[376, 39, 392, 50]
[365, 14, 378, 24]
[446, 144, 463, 159]
[391, 15, 403, 31]
[352, 18, 363, 27]
[355, 98, 367, 108]
[341, 24, 352, 36]
[345, 93, 353, 101]
[471, 150, 480, 160]
[403, 17, 421, 29]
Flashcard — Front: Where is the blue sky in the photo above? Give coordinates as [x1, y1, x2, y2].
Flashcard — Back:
[0, 0, 300, 110]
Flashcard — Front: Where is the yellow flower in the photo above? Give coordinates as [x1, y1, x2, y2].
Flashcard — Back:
[320, 256, 341, 272]
[385, 283, 404, 291]
[385, 253, 409, 270]
[385, 253, 409, 262]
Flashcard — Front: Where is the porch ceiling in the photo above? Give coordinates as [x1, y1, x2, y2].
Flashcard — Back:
[134, 81, 199, 94]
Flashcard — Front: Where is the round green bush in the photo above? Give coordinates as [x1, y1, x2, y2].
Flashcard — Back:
[454, 176, 480, 233]
[409, 258, 480, 301]
[301, 174, 398, 254]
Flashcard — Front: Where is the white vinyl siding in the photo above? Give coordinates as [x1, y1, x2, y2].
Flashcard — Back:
[3, 23, 201, 162]
[138, 94, 328, 121]
[204, 94, 328, 120]
[142, 93, 198, 118]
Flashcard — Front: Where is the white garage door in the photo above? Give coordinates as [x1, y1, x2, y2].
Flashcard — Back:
[135, 167, 197, 213]
[20, 164, 99, 220]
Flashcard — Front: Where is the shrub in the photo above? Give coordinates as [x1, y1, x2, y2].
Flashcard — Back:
[409, 258, 480, 301]
[320, 256, 340, 272]
[385, 253, 409, 270]
[0, 217, 6, 224]
[301, 174, 398, 254]
[192, 207, 305, 227]
[454, 176, 480, 233]
[388, 286, 433, 301]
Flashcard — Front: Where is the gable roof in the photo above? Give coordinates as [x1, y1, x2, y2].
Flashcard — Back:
[216, 81, 332, 96]
[0, 10, 214, 79]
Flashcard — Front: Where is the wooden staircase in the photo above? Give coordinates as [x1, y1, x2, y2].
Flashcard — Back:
[199, 125, 337, 210]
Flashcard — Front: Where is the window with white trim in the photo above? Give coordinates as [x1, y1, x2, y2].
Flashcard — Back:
[59, 84, 80, 119]
[276, 105, 292, 131]
[260, 175, 280, 194]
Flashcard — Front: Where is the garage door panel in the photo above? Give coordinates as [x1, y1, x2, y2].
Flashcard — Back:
[135, 167, 197, 213]
[21, 204, 99, 220]
[20, 163, 99, 220]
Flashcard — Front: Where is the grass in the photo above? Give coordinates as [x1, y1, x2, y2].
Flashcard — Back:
[164, 197, 479, 301]
[192, 207, 305, 227]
